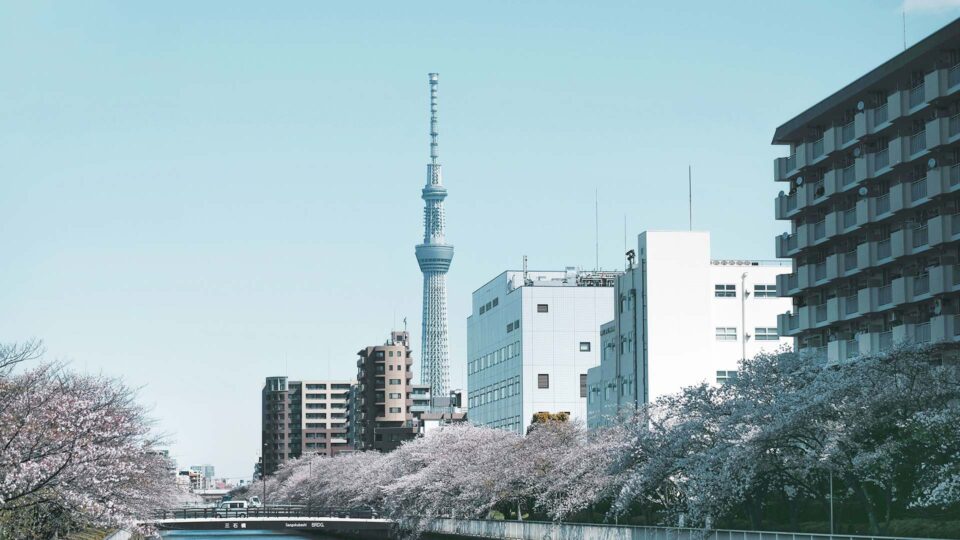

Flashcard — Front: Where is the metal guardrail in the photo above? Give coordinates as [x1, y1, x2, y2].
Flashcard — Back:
[427, 518, 950, 540]
[153, 505, 377, 520]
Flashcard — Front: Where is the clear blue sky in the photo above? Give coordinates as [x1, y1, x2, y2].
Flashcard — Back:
[2, 1, 959, 479]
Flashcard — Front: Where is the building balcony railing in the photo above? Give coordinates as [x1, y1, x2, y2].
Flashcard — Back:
[915, 272, 931, 296]
[842, 207, 856, 229]
[874, 147, 890, 170]
[876, 192, 891, 215]
[951, 114, 960, 138]
[874, 104, 888, 125]
[814, 262, 826, 282]
[841, 121, 855, 144]
[845, 338, 859, 359]
[909, 83, 925, 108]
[841, 164, 856, 186]
[877, 238, 892, 260]
[879, 330, 893, 351]
[878, 284, 893, 306]
[911, 177, 928, 201]
[815, 304, 827, 323]
[812, 138, 824, 158]
[813, 220, 826, 240]
[915, 322, 932, 343]
[786, 153, 797, 171]
[950, 63, 960, 88]
[913, 225, 929, 248]
[910, 131, 927, 155]
[844, 250, 857, 272]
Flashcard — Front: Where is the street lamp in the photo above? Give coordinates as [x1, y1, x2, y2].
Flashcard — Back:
[262, 443, 268, 511]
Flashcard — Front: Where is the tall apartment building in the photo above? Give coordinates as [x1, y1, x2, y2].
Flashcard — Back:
[586, 231, 792, 428]
[261, 377, 353, 476]
[773, 20, 960, 362]
[467, 267, 618, 434]
[353, 331, 419, 452]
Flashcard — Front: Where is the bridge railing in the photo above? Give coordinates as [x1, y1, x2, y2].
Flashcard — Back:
[153, 505, 377, 520]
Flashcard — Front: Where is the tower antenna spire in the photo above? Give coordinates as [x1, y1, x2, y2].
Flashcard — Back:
[429, 73, 439, 166]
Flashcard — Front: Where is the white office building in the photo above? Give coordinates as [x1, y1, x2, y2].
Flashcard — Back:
[587, 231, 793, 428]
[467, 267, 619, 434]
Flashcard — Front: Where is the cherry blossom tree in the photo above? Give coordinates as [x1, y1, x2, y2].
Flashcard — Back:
[0, 341, 178, 539]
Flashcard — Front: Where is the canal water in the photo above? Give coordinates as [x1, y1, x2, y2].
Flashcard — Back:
[159, 531, 367, 539]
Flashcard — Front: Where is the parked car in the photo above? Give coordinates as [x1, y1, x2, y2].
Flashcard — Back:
[247, 496, 262, 508]
[216, 500, 248, 518]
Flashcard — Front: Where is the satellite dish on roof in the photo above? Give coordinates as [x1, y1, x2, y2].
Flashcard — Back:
[857, 101, 865, 111]
[795, 176, 804, 186]
[928, 158, 937, 169]
[858, 186, 868, 196]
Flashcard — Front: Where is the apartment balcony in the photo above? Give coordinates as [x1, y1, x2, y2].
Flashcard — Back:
[774, 154, 798, 182]
[827, 293, 860, 324]
[824, 164, 858, 196]
[864, 102, 894, 135]
[826, 337, 860, 364]
[929, 264, 960, 295]
[775, 191, 800, 220]
[798, 261, 828, 289]
[925, 67, 949, 103]
[925, 116, 949, 151]
[775, 232, 800, 258]
[929, 314, 957, 343]
[890, 227, 930, 260]
[909, 83, 927, 111]
[775, 272, 800, 298]
[857, 286, 880, 315]
[893, 321, 932, 345]
[892, 272, 934, 305]
[799, 346, 827, 363]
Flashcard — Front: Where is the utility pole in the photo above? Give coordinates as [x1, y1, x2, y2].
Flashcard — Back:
[829, 470, 835, 534]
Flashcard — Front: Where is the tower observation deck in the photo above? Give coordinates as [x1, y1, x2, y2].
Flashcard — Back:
[415, 73, 453, 401]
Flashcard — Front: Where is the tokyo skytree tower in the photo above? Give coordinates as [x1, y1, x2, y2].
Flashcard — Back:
[415, 73, 453, 401]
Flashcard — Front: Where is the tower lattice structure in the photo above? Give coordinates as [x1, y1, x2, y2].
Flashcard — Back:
[415, 73, 453, 401]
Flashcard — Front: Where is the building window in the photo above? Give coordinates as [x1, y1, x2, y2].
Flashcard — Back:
[755, 327, 779, 341]
[537, 304, 549, 313]
[480, 305, 486, 314]
[537, 373, 549, 389]
[716, 327, 737, 341]
[717, 370, 738, 384]
[388, 379, 401, 385]
[389, 392, 401, 399]
[715, 284, 736, 297]
[492, 297, 498, 307]
[754, 284, 777, 298]
[579, 341, 591, 352]
[579, 374, 587, 398]
[388, 407, 402, 413]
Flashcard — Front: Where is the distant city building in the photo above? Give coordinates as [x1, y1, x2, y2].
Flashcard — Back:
[772, 19, 960, 361]
[188, 464, 216, 490]
[586, 231, 792, 428]
[415, 73, 454, 405]
[353, 331, 419, 452]
[261, 376, 353, 475]
[467, 267, 619, 434]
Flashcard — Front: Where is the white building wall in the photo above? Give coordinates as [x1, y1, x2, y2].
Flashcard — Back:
[468, 270, 615, 434]
[587, 231, 792, 428]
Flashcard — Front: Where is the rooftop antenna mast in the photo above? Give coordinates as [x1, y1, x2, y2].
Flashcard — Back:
[902, 6, 907, 51]
[595, 188, 599, 270]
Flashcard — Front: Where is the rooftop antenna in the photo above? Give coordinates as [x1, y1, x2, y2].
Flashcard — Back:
[523, 255, 531, 286]
[902, 6, 907, 51]
[595, 188, 600, 270]
[688, 165, 693, 231]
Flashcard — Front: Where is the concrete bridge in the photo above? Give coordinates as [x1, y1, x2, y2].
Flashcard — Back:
[149, 506, 392, 534]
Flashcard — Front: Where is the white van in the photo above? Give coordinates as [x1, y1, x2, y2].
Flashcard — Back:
[247, 496, 262, 508]
[216, 500, 248, 517]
